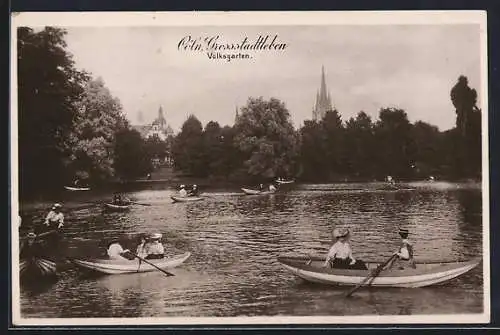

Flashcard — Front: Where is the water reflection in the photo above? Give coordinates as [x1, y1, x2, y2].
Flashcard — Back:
[19, 182, 483, 318]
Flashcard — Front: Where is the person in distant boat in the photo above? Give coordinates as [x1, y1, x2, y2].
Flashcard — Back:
[107, 240, 131, 260]
[136, 234, 148, 258]
[188, 184, 200, 197]
[44, 203, 64, 230]
[386, 175, 395, 185]
[388, 228, 416, 269]
[113, 194, 122, 204]
[269, 183, 277, 193]
[179, 185, 188, 197]
[74, 179, 80, 187]
[258, 184, 264, 191]
[324, 228, 367, 270]
[145, 233, 165, 259]
[146, 173, 152, 180]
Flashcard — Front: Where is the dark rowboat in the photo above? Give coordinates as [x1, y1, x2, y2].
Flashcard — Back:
[278, 255, 480, 288]
[20, 257, 57, 284]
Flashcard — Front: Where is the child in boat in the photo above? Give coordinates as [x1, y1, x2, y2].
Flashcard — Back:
[145, 233, 165, 259]
[136, 235, 148, 258]
[388, 228, 416, 269]
[179, 185, 188, 197]
[324, 228, 367, 270]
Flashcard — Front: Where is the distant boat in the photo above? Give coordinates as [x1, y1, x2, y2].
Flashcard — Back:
[103, 203, 131, 211]
[171, 196, 204, 203]
[276, 179, 295, 185]
[241, 187, 276, 195]
[64, 186, 91, 191]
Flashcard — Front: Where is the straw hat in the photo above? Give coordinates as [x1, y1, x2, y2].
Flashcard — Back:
[150, 233, 163, 240]
[333, 228, 349, 238]
[180, 185, 185, 189]
[52, 203, 62, 210]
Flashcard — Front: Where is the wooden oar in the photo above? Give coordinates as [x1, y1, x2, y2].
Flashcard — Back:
[345, 254, 397, 298]
[124, 251, 175, 277]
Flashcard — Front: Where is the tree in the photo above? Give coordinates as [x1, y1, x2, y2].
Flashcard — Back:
[172, 115, 205, 176]
[69, 77, 128, 183]
[299, 120, 328, 181]
[145, 135, 168, 168]
[344, 111, 375, 179]
[321, 109, 346, 178]
[114, 129, 152, 180]
[373, 108, 415, 179]
[410, 121, 442, 178]
[233, 97, 300, 179]
[450, 75, 482, 179]
[17, 27, 89, 196]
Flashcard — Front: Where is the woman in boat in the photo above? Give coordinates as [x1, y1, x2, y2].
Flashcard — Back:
[179, 185, 188, 197]
[188, 184, 200, 197]
[269, 183, 277, 193]
[107, 240, 131, 260]
[389, 228, 416, 269]
[324, 228, 367, 270]
[258, 184, 264, 191]
[145, 233, 165, 259]
[113, 194, 122, 205]
[44, 203, 64, 231]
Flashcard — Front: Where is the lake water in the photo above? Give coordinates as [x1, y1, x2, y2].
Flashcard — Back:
[17, 181, 484, 318]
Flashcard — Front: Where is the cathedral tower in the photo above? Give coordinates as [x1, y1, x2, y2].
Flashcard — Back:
[312, 66, 334, 121]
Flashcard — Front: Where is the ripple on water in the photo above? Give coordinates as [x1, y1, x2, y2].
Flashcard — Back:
[19, 184, 484, 318]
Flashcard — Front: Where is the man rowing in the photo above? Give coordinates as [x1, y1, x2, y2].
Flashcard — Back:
[323, 228, 367, 270]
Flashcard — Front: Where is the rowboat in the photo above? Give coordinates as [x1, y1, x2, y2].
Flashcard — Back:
[71, 251, 191, 275]
[104, 203, 131, 211]
[20, 257, 57, 283]
[64, 186, 91, 191]
[276, 179, 295, 184]
[171, 196, 204, 202]
[241, 188, 275, 195]
[277, 255, 480, 288]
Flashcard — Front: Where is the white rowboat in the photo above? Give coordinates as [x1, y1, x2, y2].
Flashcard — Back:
[64, 186, 91, 191]
[241, 188, 275, 195]
[171, 196, 204, 202]
[71, 252, 191, 275]
[278, 255, 480, 288]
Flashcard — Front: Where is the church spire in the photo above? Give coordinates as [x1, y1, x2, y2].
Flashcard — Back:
[235, 105, 239, 123]
[312, 66, 333, 120]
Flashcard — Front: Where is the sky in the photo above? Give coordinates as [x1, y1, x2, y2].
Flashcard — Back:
[63, 24, 481, 131]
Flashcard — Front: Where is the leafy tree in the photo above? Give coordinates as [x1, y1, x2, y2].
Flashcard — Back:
[299, 120, 328, 181]
[373, 108, 415, 179]
[344, 111, 375, 179]
[410, 121, 442, 178]
[321, 109, 346, 177]
[17, 27, 89, 195]
[172, 115, 205, 176]
[233, 97, 300, 179]
[114, 128, 152, 180]
[450, 75, 482, 179]
[69, 77, 128, 183]
[145, 135, 168, 164]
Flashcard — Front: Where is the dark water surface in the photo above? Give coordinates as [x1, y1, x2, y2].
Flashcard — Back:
[18, 181, 484, 318]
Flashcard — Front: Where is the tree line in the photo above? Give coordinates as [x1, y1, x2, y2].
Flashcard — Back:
[17, 27, 482, 198]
